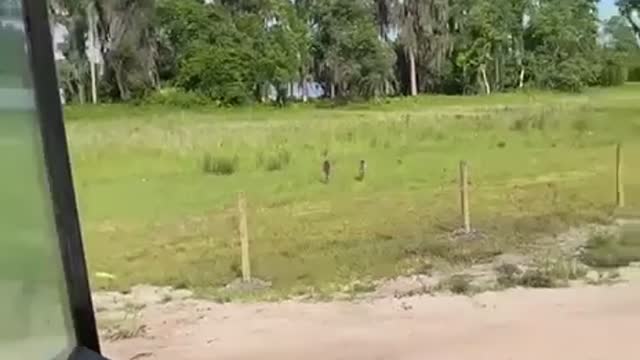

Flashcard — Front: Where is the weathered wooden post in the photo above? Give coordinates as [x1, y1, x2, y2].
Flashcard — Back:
[460, 161, 471, 233]
[617, 143, 624, 208]
[238, 192, 251, 282]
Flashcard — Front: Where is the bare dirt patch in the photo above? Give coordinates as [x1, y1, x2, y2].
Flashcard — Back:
[102, 281, 640, 360]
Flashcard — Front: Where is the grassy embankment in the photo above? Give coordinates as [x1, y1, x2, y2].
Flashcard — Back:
[65, 84, 640, 297]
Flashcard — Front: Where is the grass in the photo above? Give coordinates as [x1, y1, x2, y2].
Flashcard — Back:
[61, 84, 640, 297]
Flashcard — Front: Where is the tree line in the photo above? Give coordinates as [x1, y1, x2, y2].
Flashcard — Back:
[48, 0, 640, 106]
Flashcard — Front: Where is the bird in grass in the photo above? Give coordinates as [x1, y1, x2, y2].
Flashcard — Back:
[323, 159, 331, 183]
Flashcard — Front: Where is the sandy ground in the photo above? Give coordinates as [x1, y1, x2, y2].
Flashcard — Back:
[103, 279, 640, 360]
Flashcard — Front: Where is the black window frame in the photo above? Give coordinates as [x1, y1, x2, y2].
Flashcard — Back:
[19, 0, 106, 358]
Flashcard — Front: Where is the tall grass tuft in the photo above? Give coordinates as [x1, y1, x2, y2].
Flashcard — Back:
[257, 148, 292, 172]
[572, 118, 591, 133]
[511, 113, 549, 132]
[202, 153, 239, 176]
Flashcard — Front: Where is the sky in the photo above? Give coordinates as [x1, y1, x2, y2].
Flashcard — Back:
[599, 0, 619, 19]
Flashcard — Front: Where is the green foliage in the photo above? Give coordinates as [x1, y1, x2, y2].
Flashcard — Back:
[627, 53, 640, 81]
[158, 0, 255, 105]
[629, 66, 640, 82]
[452, 0, 524, 94]
[156, 0, 310, 105]
[312, 0, 396, 99]
[532, 58, 594, 92]
[53, 0, 637, 105]
[177, 43, 254, 105]
[526, 0, 601, 92]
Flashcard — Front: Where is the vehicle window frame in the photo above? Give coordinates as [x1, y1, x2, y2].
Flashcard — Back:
[20, 0, 105, 358]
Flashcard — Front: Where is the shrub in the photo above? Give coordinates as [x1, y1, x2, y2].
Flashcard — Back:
[175, 44, 256, 106]
[202, 153, 239, 176]
[531, 55, 599, 92]
[581, 228, 640, 268]
[145, 88, 210, 108]
[598, 58, 628, 87]
[437, 274, 473, 295]
[519, 270, 556, 288]
[628, 66, 640, 82]
[496, 263, 522, 288]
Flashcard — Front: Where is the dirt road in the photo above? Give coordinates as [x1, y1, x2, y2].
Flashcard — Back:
[104, 281, 640, 360]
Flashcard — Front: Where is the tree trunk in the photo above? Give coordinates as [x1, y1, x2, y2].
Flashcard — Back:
[113, 63, 129, 101]
[276, 82, 287, 107]
[519, 67, 525, 89]
[330, 67, 337, 99]
[63, 79, 74, 104]
[87, 4, 98, 104]
[480, 65, 491, 95]
[78, 81, 86, 105]
[300, 70, 308, 103]
[72, 67, 86, 104]
[625, 15, 639, 39]
[494, 52, 500, 92]
[89, 62, 97, 104]
[409, 47, 418, 96]
[302, 81, 308, 103]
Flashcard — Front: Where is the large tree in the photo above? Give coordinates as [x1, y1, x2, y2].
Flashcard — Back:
[393, 0, 420, 96]
[50, 0, 90, 103]
[603, 15, 640, 53]
[392, 0, 451, 96]
[617, 0, 640, 39]
[526, 0, 600, 91]
[450, 0, 530, 94]
[312, 0, 395, 99]
[157, 0, 254, 104]
[94, 0, 159, 100]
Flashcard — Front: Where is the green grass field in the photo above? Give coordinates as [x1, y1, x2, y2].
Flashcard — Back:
[66, 84, 640, 297]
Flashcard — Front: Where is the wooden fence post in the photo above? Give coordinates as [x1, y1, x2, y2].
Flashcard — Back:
[460, 161, 471, 233]
[238, 192, 251, 282]
[617, 144, 624, 208]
